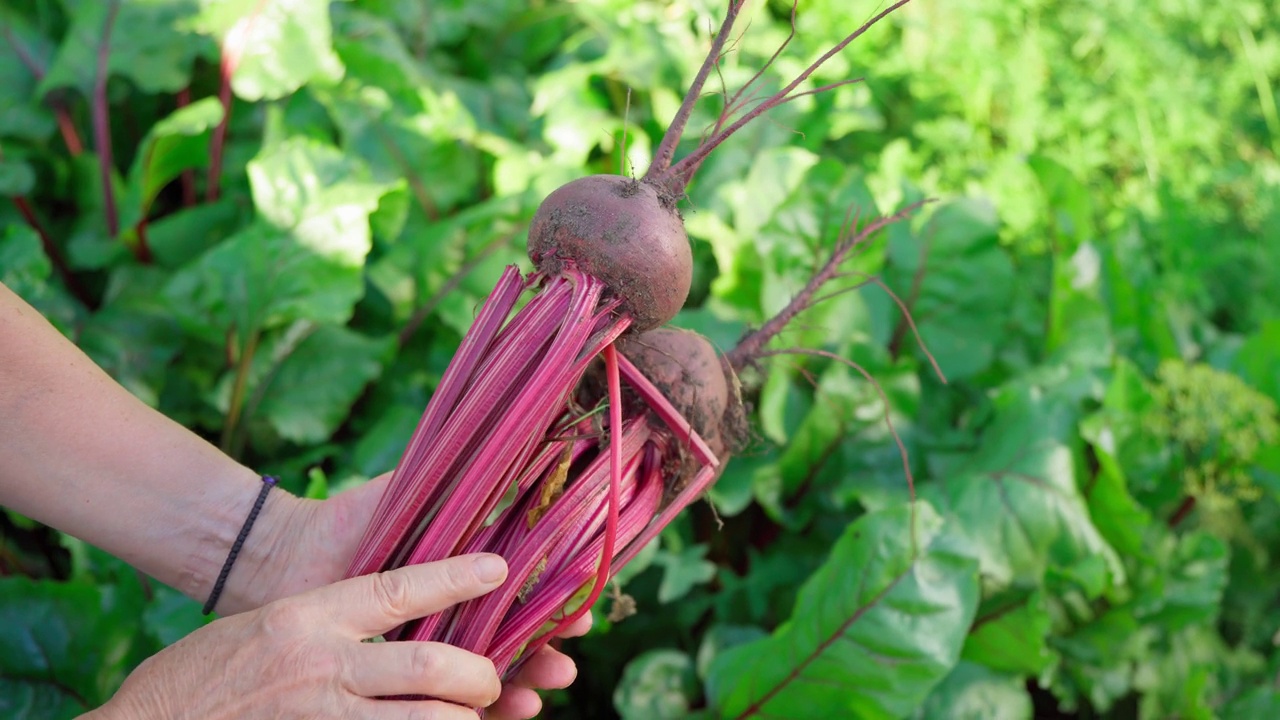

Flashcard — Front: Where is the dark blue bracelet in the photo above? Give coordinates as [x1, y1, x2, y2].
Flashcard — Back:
[202, 475, 278, 615]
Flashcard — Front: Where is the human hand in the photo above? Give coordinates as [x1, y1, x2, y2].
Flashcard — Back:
[237, 473, 592, 719]
[94, 554, 509, 720]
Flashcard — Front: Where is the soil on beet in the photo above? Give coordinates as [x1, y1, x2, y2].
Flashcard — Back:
[527, 175, 692, 332]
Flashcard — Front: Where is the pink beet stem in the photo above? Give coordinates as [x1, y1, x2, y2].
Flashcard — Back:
[491, 449, 663, 676]
[542, 345, 625, 641]
[615, 463, 720, 570]
[346, 268, 525, 577]
[420, 420, 650, 651]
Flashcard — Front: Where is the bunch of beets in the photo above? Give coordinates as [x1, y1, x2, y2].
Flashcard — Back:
[341, 0, 933, 699]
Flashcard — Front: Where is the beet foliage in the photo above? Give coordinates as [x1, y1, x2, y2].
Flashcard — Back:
[2, 1, 1279, 719]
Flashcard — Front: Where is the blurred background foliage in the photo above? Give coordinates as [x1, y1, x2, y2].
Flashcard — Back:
[1, 0, 1278, 718]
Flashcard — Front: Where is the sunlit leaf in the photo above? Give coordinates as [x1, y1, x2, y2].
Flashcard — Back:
[707, 502, 979, 719]
[39, 0, 205, 96]
[883, 198, 1015, 380]
[189, 0, 343, 101]
[923, 379, 1124, 593]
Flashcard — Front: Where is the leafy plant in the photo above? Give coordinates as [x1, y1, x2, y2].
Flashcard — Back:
[2, 1, 1278, 718]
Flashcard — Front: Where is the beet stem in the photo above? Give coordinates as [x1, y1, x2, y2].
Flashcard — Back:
[726, 199, 929, 371]
[208, 0, 270, 202]
[644, 0, 745, 180]
[8, 194, 92, 307]
[544, 344, 624, 639]
[3, 27, 85, 156]
[663, 0, 915, 187]
[93, 0, 121, 239]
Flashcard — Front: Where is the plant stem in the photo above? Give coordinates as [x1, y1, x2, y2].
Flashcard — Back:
[206, 53, 234, 203]
[176, 88, 197, 206]
[93, 0, 121, 238]
[662, 0, 915, 187]
[207, 0, 270, 202]
[1168, 495, 1196, 528]
[220, 329, 261, 457]
[9, 196, 93, 307]
[726, 201, 932, 372]
[547, 344, 624, 639]
[644, 1, 745, 180]
[887, 219, 932, 360]
[2, 27, 85, 156]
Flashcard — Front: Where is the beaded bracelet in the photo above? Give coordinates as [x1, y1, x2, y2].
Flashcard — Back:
[202, 475, 278, 615]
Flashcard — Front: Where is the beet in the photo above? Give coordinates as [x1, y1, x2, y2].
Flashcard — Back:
[527, 175, 692, 332]
[617, 328, 726, 444]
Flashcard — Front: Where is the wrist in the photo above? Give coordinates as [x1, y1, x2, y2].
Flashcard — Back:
[180, 472, 306, 615]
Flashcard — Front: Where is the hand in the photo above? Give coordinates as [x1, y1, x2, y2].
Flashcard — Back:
[96, 554, 509, 720]
[242, 473, 592, 719]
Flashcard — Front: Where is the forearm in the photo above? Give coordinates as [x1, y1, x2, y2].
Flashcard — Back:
[0, 281, 300, 614]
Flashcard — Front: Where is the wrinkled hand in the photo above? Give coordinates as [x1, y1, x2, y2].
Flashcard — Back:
[98, 555, 509, 720]
[246, 473, 591, 719]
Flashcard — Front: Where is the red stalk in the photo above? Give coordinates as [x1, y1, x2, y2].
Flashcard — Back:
[490, 447, 663, 675]
[9, 195, 92, 306]
[440, 422, 647, 654]
[207, 0, 269, 202]
[93, 0, 121, 238]
[541, 345, 624, 641]
[2, 27, 85, 156]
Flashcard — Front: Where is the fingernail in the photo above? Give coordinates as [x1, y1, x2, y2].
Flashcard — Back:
[474, 554, 507, 584]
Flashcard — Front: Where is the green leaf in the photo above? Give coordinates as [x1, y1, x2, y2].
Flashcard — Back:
[1028, 155, 1093, 245]
[190, 0, 344, 101]
[916, 661, 1033, 720]
[613, 649, 699, 720]
[1046, 242, 1113, 368]
[1224, 686, 1280, 717]
[0, 225, 79, 333]
[883, 198, 1015, 380]
[166, 138, 390, 343]
[962, 590, 1057, 676]
[1235, 320, 1280, 404]
[707, 502, 980, 720]
[0, 9, 57, 140]
[39, 0, 205, 97]
[77, 267, 183, 408]
[142, 586, 210, 647]
[1130, 531, 1229, 632]
[0, 577, 144, 715]
[0, 224, 51, 294]
[117, 97, 224, 230]
[654, 544, 717, 604]
[303, 467, 330, 500]
[923, 380, 1124, 593]
[0, 156, 36, 196]
[248, 137, 392, 240]
[695, 625, 769, 682]
[252, 324, 392, 444]
[164, 220, 364, 344]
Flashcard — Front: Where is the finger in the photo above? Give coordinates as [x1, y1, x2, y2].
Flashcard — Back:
[508, 645, 577, 690]
[345, 640, 501, 708]
[485, 686, 543, 720]
[321, 554, 508, 637]
[350, 697, 480, 720]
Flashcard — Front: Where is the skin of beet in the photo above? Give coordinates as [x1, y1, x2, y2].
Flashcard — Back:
[616, 327, 730, 455]
[527, 174, 692, 332]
